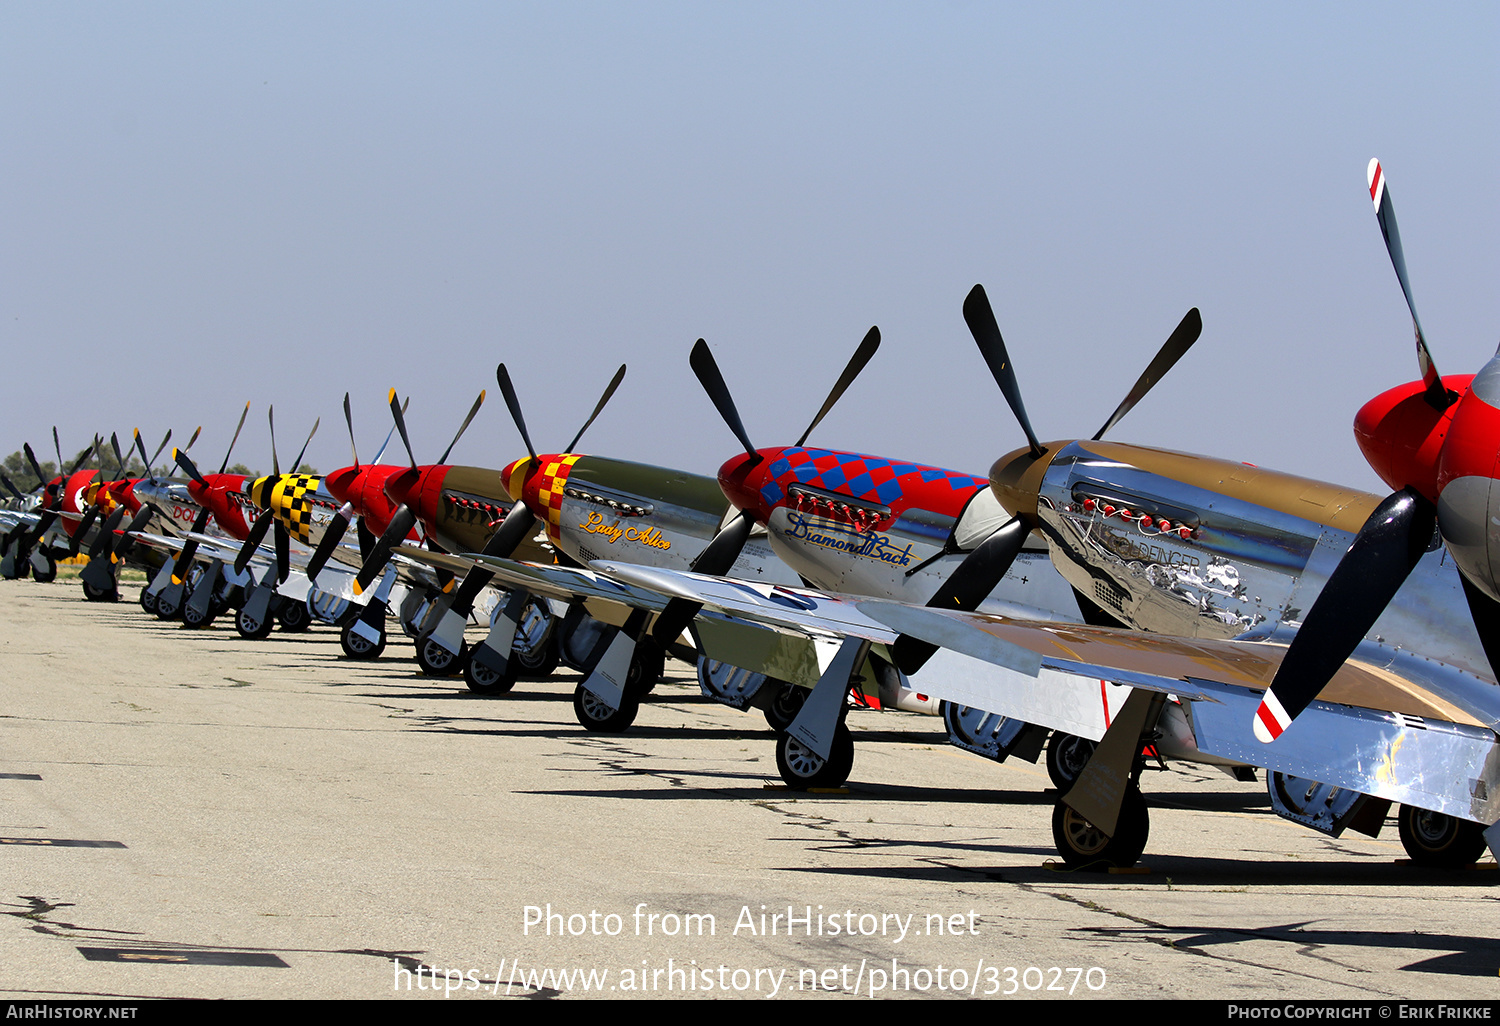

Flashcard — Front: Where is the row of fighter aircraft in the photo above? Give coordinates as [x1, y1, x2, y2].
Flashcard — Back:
[5, 159, 1496, 874]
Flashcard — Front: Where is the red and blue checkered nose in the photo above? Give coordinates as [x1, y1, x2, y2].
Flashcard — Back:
[733, 447, 986, 522]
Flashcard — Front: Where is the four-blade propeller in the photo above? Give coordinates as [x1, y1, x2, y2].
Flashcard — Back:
[1255, 159, 1484, 742]
[649, 327, 881, 647]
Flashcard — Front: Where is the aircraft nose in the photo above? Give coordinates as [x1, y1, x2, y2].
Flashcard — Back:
[324, 466, 361, 505]
[988, 444, 1055, 524]
[509, 454, 574, 518]
[500, 457, 533, 503]
[382, 466, 423, 510]
[717, 450, 774, 522]
[249, 475, 279, 510]
[1353, 378, 1468, 502]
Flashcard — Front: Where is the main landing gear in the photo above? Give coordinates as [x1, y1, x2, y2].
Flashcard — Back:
[416, 635, 467, 677]
[31, 552, 57, 584]
[278, 600, 312, 633]
[236, 603, 275, 640]
[82, 579, 119, 603]
[340, 619, 387, 660]
[775, 723, 854, 790]
[570, 638, 664, 731]
[1396, 805, 1489, 868]
[1051, 784, 1150, 870]
[569, 609, 665, 732]
[572, 685, 640, 732]
[1047, 690, 1162, 871]
[1046, 732, 1097, 791]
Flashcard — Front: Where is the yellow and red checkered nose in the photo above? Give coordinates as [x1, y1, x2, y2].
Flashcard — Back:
[504, 453, 578, 543]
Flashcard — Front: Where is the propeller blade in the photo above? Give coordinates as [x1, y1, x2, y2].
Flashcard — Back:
[287, 417, 320, 476]
[446, 502, 540, 614]
[184, 425, 202, 453]
[269, 406, 280, 477]
[388, 389, 419, 469]
[0, 473, 24, 501]
[67, 440, 95, 475]
[963, 284, 1042, 458]
[89, 507, 126, 560]
[305, 503, 353, 582]
[435, 390, 486, 466]
[689, 339, 758, 460]
[134, 429, 157, 478]
[889, 518, 1031, 673]
[110, 433, 127, 478]
[218, 402, 251, 475]
[353, 505, 417, 595]
[70, 507, 100, 556]
[1254, 487, 1435, 743]
[173, 447, 209, 488]
[53, 428, 63, 475]
[1368, 159, 1449, 409]
[274, 519, 290, 584]
[21, 444, 59, 539]
[484, 499, 540, 559]
[563, 364, 627, 452]
[22, 444, 47, 491]
[794, 326, 881, 447]
[369, 399, 408, 466]
[356, 516, 378, 563]
[342, 393, 359, 471]
[651, 509, 756, 645]
[234, 508, 275, 576]
[1093, 309, 1203, 441]
[172, 506, 213, 584]
[495, 365, 538, 462]
[114, 507, 154, 558]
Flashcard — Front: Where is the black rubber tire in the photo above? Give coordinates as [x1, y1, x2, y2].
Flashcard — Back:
[82, 580, 118, 603]
[763, 680, 806, 732]
[278, 600, 312, 633]
[1051, 785, 1150, 871]
[340, 620, 386, 660]
[465, 651, 519, 695]
[32, 554, 57, 584]
[627, 640, 664, 697]
[236, 604, 275, 640]
[573, 684, 640, 732]
[181, 599, 215, 629]
[1397, 805, 1488, 868]
[1046, 732, 1097, 791]
[155, 589, 181, 621]
[775, 723, 855, 790]
[513, 631, 560, 678]
[415, 636, 467, 677]
[139, 587, 159, 616]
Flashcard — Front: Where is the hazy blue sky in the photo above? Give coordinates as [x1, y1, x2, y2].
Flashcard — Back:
[3, 3, 1496, 492]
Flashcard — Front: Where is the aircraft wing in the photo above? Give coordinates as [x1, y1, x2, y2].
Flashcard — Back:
[128, 530, 250, 564]
[587, 560, 1500, 827]
[396, 546, 677, 616]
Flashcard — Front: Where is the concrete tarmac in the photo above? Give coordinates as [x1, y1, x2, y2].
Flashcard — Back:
[1, 578, 1496, 1001]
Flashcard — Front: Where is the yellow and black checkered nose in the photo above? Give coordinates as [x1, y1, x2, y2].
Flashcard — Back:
[251, 474, 322, 545]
